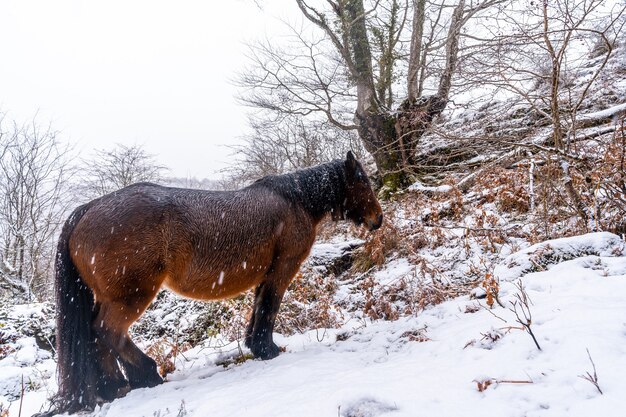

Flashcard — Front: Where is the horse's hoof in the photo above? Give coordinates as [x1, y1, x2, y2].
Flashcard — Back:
[97, 378, 130, 402]
[148, 375, 164, 387]
[252, 342, 280, 360]
[144, 370, 165, 388]
[116, 384, 132, 398]
[128, 372, 163, 389]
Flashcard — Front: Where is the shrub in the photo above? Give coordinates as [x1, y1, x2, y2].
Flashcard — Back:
[352, 222, 399, 272]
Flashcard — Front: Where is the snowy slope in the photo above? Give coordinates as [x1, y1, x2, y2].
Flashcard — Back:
[3, 232, 626, 416]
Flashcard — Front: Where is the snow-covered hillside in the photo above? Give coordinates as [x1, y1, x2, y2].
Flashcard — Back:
[1, 2, 625, 416]
[2, 232, 625, 417]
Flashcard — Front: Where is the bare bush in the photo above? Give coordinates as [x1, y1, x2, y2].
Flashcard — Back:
[509, 280, 542, 351]
[81, 143, 167, 198]
[231, 115, 364, 182]
[460, 0, 626, 226]
[0, 116, 72, 300]
[590, 117, 626, 233]
[579, 348, 603, 395]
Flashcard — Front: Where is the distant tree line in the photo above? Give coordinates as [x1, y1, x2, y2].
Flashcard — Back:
[0, 119, 166, 301]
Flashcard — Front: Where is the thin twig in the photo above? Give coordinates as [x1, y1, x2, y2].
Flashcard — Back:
[509, 281, 542, 350]
[578, 348, 603, 395]
[18, 374, 24, 417]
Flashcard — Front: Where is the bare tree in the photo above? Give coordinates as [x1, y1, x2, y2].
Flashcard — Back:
[231, 114, 364, 183]
[461, 0, 626, 225]
[81, 144, 167, 198]
[240, 0, 507, 191]
[0, 115, 72, 300]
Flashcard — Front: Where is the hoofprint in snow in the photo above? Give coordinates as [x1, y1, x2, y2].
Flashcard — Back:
[2, 233, 626, 417]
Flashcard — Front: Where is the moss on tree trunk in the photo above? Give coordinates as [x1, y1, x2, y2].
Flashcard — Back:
[357, 96, 447, 197]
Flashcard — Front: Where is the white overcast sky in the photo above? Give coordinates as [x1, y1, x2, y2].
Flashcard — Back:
[0, 0, 300, 179]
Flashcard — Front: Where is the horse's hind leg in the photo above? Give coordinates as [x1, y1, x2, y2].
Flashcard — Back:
[94, 339, 129, 401]
[93, 299, 163, 389]
[89, 302, 128, 401]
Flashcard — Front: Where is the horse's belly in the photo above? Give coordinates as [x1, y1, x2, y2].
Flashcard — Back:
[162, 268, 265, 301]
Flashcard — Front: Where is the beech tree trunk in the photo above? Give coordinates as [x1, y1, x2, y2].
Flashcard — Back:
[294, 0, 467, 193]
[357, 96, 448, 190]
[353, 0, 464, 192]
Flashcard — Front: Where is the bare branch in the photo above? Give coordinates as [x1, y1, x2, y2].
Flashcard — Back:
[579, 348, 603, 395]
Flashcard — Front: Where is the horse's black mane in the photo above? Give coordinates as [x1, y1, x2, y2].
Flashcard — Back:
[250, 160, 347, 218]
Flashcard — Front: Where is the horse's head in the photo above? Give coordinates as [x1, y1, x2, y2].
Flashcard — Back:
[343, 151, 383, 231]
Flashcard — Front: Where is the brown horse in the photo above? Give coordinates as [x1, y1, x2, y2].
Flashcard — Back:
[53, 151, 382, 413]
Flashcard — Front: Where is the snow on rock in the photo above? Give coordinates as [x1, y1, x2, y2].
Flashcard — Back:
[340, 397, 398, 417]
[494, 232, 625, 282]
[308, 240, 364, 279]
[309, 240, 364, 267]
[0, 304, 56, 415]
[14, 337, 49, 366]
[408, 181, 453, 194]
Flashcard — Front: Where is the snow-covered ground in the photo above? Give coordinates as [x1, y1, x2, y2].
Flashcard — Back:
[2, 232, 626, 416]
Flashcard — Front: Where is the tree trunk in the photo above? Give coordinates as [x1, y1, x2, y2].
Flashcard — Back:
[356, 96, 448, 192]
[408, 0, 426, 101]
[296, 0, 465, 194]
[345, 0, 378, 116]
[354, 0, 463, 193]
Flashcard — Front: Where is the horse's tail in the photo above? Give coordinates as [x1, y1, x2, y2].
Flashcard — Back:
[54, 201, 99, 413]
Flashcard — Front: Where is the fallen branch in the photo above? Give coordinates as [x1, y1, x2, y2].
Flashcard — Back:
[474, 377, 534, 392]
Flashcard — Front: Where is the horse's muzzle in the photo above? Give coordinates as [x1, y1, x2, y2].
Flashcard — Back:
[367, 213, 383, 231]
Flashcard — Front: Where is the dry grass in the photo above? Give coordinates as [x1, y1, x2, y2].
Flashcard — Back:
[351, 221, 400, 273]
[276, 271, 342, 335]
[475, 167, 530, 214]
[145, 337, 191, 377]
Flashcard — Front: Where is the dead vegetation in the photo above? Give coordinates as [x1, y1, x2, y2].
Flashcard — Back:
[351, 221, 400, 273]
[133, 113, 626, 353]
[145, 337, 192, 377]
[474, 377, 534, 392]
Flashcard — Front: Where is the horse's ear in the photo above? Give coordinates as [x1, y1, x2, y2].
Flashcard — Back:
[345, 151, 357, 172]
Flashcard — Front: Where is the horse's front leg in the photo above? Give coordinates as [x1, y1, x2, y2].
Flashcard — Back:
[247, 281, 286, 359]
[247, 261, 299, 360]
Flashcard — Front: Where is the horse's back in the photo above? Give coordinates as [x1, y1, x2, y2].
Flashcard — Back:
[68, 182, 317, 302]
[162, 184, 316, 299]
